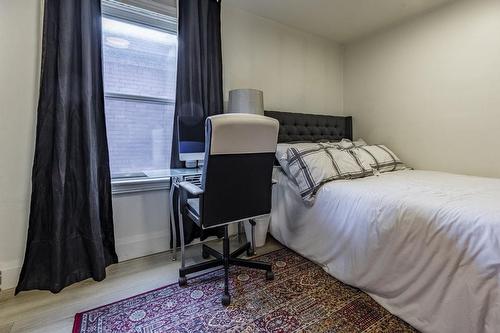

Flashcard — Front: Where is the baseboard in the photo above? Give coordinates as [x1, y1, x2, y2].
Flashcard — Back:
[0, 226, 239, 293]
[116, 224, 239, 262]
[115, 230, 172, 262]
[0, 231, 171, 293]
[0, 260, 22, 292]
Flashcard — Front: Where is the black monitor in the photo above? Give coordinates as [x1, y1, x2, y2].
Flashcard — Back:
[177, 108, 205, 164]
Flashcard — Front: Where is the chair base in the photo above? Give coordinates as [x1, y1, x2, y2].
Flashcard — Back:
[178, 231, 273, 306]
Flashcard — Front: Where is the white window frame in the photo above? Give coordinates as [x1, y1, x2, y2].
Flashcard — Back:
[101, 0, 178, 194]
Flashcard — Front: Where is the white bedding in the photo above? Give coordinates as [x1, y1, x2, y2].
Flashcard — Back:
[270, 168, 500, 333]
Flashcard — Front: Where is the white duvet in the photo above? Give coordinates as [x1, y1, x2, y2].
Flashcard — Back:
[270, 168, 500, 333]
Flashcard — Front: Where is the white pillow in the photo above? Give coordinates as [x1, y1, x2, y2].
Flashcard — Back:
[275, 140, 357, 178]
[276, 142, 324, 179]
[286, 144, 372, 204]
[275, 143, 291, 166]
[350, 145, 407, 173]
[338, 138, 368, 149]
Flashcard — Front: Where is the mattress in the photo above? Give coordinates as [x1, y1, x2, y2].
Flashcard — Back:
[270, 168, 500, 333]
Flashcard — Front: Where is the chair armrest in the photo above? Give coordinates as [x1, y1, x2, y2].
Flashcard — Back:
[179, 181, 204, 196]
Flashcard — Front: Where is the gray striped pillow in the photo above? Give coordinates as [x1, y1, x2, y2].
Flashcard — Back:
[350, 145, 407, 173]
[286, 144, 372, 204]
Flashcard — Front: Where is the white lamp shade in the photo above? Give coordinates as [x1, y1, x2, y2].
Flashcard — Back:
[227, 89, 264, 115]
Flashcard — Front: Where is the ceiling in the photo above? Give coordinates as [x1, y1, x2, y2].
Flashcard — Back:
[224, 0, 456, 43]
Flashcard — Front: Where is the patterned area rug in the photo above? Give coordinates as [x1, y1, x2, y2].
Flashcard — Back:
[73, 248, 417, 332]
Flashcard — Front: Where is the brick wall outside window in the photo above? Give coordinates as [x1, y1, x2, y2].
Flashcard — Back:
[102, 17, 177, 177]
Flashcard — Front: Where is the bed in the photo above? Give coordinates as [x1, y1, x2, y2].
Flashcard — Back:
[264, 111, 500, 333]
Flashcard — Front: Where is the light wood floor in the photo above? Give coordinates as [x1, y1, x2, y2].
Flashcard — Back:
[0, 237, 283, 333]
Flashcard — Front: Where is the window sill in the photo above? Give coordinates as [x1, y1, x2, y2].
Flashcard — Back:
[111, 177, 171, 195]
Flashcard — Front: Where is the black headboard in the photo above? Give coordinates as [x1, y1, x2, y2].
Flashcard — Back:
[264, 111, 352, 143]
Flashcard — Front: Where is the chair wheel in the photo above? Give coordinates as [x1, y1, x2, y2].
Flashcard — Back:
[266, 270, 274, 281]
[202, 250, 210, 259]
[246, 248, 255, 257]
[222, 293, 231, 306]
[178, 276, 187, 287]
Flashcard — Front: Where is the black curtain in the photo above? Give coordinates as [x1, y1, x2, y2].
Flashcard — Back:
[170, 0, 224, 247]
[171, 0, 223, 168]
[16, 0, 117, 294]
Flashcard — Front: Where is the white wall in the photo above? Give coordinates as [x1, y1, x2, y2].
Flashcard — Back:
[0, 0, 41, 291]
[0, 2, 344, 290]
[112, 191, 171, 262]
[0, 0, 176, 291]
[344, 0, 500, 178]
[222, 4, 344, 115]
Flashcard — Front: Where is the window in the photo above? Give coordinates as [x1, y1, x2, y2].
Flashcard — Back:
[102, 2, 177, 179]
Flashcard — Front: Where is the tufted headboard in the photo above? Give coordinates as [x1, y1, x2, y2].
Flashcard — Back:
[264, 111, 352, 143]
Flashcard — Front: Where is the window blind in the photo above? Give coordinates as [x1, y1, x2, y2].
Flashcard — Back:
[102, 0, 177, 32]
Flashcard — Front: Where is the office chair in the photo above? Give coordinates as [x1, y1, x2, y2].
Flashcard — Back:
[177, 113, 279, 306]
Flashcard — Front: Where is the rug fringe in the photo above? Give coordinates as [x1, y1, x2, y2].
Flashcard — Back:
[72, 312, 82, 333]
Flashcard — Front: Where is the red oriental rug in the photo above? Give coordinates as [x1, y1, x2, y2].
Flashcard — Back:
[73, 248, 416, 332]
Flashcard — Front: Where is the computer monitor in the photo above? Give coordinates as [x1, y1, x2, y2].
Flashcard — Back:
[178, 114, 205, 166]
